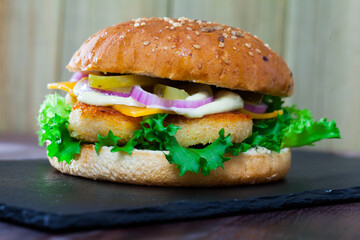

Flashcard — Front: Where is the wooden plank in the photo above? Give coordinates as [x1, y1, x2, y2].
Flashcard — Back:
[284, 0, 360, 152]
[0, 0, 63, 133]
[59, 0, 168, 83]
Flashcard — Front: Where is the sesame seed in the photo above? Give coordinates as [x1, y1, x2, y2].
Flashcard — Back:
[154, 36, 159, 40]
[187, 35, 191, 40]
[195, 31, 200, 36]
[193, 44, 201, 49]
[152, 48, 155, 53]
[163, 17, 170, 22]
[222, 57, 230, 64]
[222, 33, 229, 38]
[198, 62, 202, 69]
[186, 27, 193, 31]
[169, 19, 174, 24]
[178, 17, 187, 22]
[227, 27, 231, 32]
[248, 51, 253, 56]
[231, 30, 244, 38]
[245, 43, 251, 48]
[170, 26, 175, 30]
[141, 22, 146, 26]
[171, 45, 176, 49]
[255, 48, 261, 53]
[196, 20, 202, 24]
[231, 36, 237, 39]
[233, 47, 237, 50]
[164, 46, 168, 50]
[201, 26, 214, 32]
[119, 36, 124, 39]
[218, 36, 224, 43]
[263, 55, 269, 61]
[134, 23, 140, 27]
[219, 42, 225, 48]
[214, 26, 224, 31]
[173, 22, 182, 27]
[143, 41, 150, 46]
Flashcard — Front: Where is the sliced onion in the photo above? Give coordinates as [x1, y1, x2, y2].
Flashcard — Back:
[131, 85, 214, 109]
[70, 72, 89, 82]
[93, 88, 131, 98]
[244, 102, 268, 114]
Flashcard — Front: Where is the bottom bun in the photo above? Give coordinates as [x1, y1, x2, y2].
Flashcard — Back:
[49, 145, 291, 187]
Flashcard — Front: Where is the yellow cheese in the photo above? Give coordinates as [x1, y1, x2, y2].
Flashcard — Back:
[47, 82, 77, 97]
[238, 109, 283, 119]
[113, 105, 174, 117]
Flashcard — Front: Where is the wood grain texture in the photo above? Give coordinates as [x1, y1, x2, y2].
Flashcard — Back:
[284, 0, 360, 152]
[0, 0, 63, 133]
[1, 202, 360, 239]
[59, 0, 168, 83]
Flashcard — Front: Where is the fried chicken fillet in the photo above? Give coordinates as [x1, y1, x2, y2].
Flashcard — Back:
[69, 102, 253, 147]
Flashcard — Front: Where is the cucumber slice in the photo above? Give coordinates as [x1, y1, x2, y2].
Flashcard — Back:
[154, 84, 189, 100]
[88, 74, 161, 89]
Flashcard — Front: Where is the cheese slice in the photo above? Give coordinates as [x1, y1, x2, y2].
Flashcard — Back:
[113, 105, 174, 117]
[47, 82, 77, 97]
[238, 109, 283, 119]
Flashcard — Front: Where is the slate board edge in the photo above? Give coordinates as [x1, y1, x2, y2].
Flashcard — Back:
[1, 186, 360, 231]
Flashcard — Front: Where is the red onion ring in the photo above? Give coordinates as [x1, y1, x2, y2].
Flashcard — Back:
[78, 79, 131, 97]
[94, 88, 131, 98]
[130, 85, 214, 109]
[70, 72, 89, 82]
[243, 102, 268, 114]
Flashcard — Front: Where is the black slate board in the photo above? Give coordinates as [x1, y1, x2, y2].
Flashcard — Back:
[1, 150, 360, 230]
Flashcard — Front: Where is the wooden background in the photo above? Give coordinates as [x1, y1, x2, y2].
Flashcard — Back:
[0, 0, 359, 153]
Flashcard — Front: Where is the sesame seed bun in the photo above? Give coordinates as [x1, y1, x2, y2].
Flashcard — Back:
[49, 145, 291, 187]
[67, 17, 293, 97]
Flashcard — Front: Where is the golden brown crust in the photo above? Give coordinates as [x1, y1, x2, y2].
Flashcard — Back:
[165, 112, 252, 147]
[69, 102, 253, 147]
[69, 102, 142, 143]
[67, 17, 293, 97]
[49, 145, 291, 187]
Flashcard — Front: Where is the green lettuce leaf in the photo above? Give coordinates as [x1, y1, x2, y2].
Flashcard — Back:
[230, 95, 341, 153]
[95, 130, 120, 155]
[262, 95, 284, 112]
[107, 114, 233, 176]
[111, 130, 142, 154]
[37, 94, 81, 163]
[281, 106, 341, 148]
[165, 129, 232, 176]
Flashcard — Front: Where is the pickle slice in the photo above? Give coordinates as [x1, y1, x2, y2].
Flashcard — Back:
[181, 83, 213, 96]
[88, 74, 161, 89]
[154, 84, 189, 100]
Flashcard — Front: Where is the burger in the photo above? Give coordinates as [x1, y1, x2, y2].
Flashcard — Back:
[38, 17, 340, 186]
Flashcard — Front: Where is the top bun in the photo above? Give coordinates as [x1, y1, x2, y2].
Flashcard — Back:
[67, 17, 293, 97]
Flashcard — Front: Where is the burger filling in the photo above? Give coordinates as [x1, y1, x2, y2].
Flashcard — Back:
[38, 72, 341, 176]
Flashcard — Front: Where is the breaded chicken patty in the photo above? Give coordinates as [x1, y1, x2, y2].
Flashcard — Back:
[69, 102, 253, 147]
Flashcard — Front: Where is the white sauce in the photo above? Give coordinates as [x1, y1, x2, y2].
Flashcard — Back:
[74, 80, 244, 118]
[173, 90, 243, 118]
[77, 91, 144, 107]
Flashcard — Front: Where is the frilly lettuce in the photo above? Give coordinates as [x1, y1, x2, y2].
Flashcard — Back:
[37, 94, 81, 163]
[38, 94, 341, 176]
